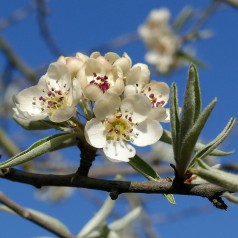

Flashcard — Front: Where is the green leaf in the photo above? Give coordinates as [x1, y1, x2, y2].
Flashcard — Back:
[170, 83, 181, 165]
[177, 98, 217, 176]
[192, 160, 238, 192]
[180, 64, 201, 143]
[161, 129, 232, 156]
[128, 155, 176, 204]
[128, 155, 160, 180]
[13, 114, 68, 131]
[0, 133, 74, 169]
[189, 117, 236, 168]
[0, 205, 70, 234]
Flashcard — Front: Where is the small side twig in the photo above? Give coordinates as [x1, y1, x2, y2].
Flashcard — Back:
[0, 192, 76, 238]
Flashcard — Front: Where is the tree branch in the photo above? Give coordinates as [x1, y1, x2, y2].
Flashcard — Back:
[0, 168, 229, 209]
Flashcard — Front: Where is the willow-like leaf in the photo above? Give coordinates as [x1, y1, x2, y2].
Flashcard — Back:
[189, 117, 236, 169]
[0, 133, 74, 169]
[128, 155, 176, 204]
[161, 129, 232, 156]
[13, 114, 68, 131]
[177, 98, 217, 176]
[170, 83, 181, 165]
[180, 64, 201, 144]
[191, 160, 238, 192]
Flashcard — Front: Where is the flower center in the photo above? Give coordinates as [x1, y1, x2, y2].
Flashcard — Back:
[104, 112, 138, 142]
[142, 86, 165, 108]
[32, 87, 67, 115]
[89, 72, 111, 93]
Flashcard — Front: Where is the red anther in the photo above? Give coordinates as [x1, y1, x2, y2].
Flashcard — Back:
[93, 72, 97, 77]
[47, 101, 54, 107]
[149, 93, 154, 99]
[47, 91, 53, 97]
[51, 88, 55, 91]
[56, 90, 62, 95]
[116, 114, 122, 119]
[129, 117, 132, 122]
[108, 128, 113, 133]
[39, 96, 44, 101]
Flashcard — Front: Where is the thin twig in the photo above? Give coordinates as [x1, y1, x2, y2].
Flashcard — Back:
[0, 1, 36, 31]
[36, 0, 64, 57]
[0, 126, 21, 157]
[0, 36, 36, 82]
[0, 192, 76, 238]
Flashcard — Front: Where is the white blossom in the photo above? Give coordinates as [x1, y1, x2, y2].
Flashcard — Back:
[76, 52, 131, 101]
[85, 93, 163, 162]
[13, 62, 82, 123]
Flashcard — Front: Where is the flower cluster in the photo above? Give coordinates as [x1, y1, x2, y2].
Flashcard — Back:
[13, 52, 169, 162]
[138, 8, 181, 74]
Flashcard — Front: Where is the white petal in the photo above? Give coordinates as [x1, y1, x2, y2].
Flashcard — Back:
[148, 107, 167, 121]
[13, 86, 46, 117]
[104, 52, 120, 64]
[127, 63, 150, 85]
[83, 84, 103, 101]
[121, 94, 151, 123]
[45, 62, 71, 91]
[113, 55, 131, 75]
[107, 78, 124, 95]
[124, 85, 137, 97]
[126, 67, 141, 85]
[84, 118, 107, 148]
[144, 81, 169, 106]
[162, 108, 170, 122]
[94, 93, 121, 120]
[13, 105, 47, 121]
[49, 106, 76, 122]
[103, 140, 136, 162]
[85, 58, 104, 76]
[71, 78, 82, 105]
[132, 119, 163, 146]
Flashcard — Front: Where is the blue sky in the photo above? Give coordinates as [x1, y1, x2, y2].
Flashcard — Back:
[1, 0, 238, 237]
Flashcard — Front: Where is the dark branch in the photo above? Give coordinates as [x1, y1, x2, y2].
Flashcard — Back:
[0, 168, 229, 209]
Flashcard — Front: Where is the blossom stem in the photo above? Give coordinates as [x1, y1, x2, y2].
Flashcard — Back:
[79, 99, 93, 120]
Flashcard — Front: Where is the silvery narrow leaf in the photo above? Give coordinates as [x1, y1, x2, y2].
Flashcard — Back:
[13, 114, 68, 131]
[170, 83, 181, 164]
[161, 129, 233, 156]
[223, 192, 238, 204]
[192, 160, 238, 192]
[189, 117, 236, 168]
[180, 64, 201, 143]
[0, 205, 70, 234]
[128, 155, 176, 204]
[177, 98, 217, 176]
[78, 196, 116, 238]
[108, 207, 142, 231]
[0, 133, 74, 169]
